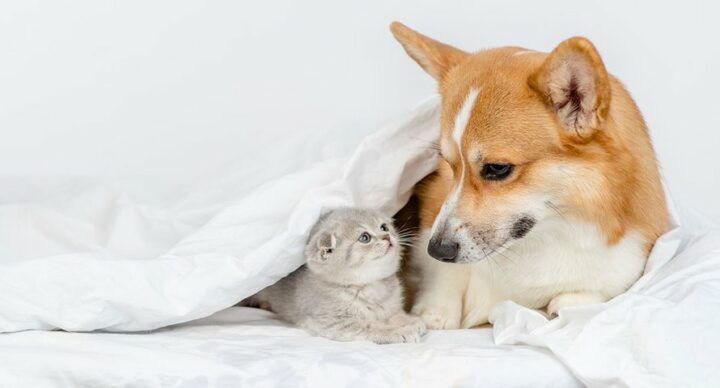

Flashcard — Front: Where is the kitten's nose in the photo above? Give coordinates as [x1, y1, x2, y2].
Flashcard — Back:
[382, 234, 392, 245]
[427, 239, 459, 262]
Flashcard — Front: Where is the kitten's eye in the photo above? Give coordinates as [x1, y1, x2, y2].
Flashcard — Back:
[480, 163, 514, 181]
[380, 223, 389, 232]
[358, 232, 371, 243]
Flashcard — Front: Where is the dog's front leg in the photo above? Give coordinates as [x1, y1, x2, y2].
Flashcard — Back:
[410, 244, 469, 329]
[546, 291, 607, 317]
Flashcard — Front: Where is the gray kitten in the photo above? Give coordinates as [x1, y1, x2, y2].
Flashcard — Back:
[252, 207, 426, 344]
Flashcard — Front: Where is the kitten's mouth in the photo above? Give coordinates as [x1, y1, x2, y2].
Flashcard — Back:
[382, 236, 394, 249]
[384, 242, 394, 254]
[373, 242, 394, 259]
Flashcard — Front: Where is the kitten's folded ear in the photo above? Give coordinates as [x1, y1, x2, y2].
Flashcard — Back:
[305, 231, 337, 262]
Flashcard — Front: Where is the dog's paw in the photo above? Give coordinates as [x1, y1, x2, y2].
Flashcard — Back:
[411, 305, 461, 329]
[547, 292, 606, 317]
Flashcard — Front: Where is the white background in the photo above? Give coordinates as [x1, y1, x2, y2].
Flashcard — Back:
[1, 1, 718, 219]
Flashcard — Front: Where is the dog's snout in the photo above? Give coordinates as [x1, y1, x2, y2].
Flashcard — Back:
[428, 239, 459, 262]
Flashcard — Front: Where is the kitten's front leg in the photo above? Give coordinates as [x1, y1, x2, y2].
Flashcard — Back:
[410, 234, 469, 329]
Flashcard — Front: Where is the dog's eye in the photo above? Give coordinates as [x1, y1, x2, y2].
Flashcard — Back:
[358, 232, 371, 243]
[480, 163, 514, 181]
[380, 223, 389, 232]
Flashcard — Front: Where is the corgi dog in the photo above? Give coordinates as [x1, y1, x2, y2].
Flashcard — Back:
[390, 22, 669, 329]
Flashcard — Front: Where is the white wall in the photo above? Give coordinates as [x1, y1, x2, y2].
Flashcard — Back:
[1, 1, 718, 219]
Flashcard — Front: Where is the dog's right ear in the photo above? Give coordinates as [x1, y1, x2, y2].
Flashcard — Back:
[390, 22, 468, 81]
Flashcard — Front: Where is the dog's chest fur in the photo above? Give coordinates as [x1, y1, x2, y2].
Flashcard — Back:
[413, 216, 647, 327]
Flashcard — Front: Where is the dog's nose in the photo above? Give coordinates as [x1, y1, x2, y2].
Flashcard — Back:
[427, 239, 459, 262]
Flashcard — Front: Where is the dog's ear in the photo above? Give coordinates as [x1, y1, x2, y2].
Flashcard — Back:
[529, 37, 611, 140]
[390, 22, 468, 81]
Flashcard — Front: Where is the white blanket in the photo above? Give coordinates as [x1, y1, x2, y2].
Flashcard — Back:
[0, 98, 440, 333]
[1, 97, 719, 387]
[0, 307, 581, 387]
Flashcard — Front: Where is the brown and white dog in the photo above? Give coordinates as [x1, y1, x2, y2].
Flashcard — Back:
[390, 22, 669, 329]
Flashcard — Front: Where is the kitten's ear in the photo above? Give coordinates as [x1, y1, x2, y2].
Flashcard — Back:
[306, 231, 336, 262]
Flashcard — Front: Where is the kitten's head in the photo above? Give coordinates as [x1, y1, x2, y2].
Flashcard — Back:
[304, 208, 400, 285]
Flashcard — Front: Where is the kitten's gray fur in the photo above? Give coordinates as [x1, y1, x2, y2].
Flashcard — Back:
[252, 207, 426, 344]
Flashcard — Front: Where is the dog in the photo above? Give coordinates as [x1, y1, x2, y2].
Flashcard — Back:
[390, 22, 669, 329]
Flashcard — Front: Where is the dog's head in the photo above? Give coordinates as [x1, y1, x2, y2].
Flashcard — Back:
[391, 22, 625, 264]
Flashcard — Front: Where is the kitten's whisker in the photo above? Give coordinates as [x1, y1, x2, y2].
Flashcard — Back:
[396, 218, 410, 232]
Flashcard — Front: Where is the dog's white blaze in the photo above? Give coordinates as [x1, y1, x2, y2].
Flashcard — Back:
[431, 88, 480, 235]
[453, 88, 479, 146]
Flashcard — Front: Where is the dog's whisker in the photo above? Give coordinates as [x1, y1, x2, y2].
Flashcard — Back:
[481, 247, 497, 279]
[495, 243, 518, 265]
[545, 201, 570, 224]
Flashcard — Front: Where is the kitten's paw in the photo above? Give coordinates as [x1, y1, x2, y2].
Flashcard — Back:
[547, 292, 606, 317]
[368, 317, 427, 344]
[409, 316, 427, 336]
[389, 313, 425, 330]
[412, 305, 461, 329]
[376, 324, 423, 344]
[397, 323, 424, 343]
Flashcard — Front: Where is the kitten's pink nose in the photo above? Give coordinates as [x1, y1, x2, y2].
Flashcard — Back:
[382, 234, 392, 245]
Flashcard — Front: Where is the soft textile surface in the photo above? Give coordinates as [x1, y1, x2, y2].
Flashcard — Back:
[0, 97, 440, 332]
[0, 307, 581, 387]
[1, 96, 719, 387]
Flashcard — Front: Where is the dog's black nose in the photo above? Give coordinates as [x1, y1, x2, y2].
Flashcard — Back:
[427, 239, 459, 262]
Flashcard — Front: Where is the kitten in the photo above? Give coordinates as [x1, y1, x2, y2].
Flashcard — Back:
[252, 207, 426, 344]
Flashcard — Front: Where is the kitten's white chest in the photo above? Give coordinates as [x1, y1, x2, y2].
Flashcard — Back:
[358, 281, 388, 302]
[351, 278, 399, 320]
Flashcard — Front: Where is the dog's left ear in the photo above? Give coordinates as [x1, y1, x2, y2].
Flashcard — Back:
[390, 21, 468, 81]
[529, 37, 611, 140]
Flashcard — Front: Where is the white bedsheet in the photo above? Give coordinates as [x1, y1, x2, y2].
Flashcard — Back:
[0, 307, 581, 388]
[1, 96, 719, 387]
